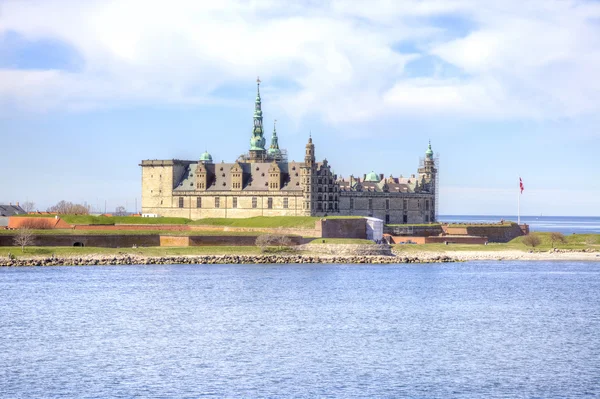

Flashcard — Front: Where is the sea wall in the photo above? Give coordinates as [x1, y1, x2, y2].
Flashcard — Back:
[0, 253, 455, 267]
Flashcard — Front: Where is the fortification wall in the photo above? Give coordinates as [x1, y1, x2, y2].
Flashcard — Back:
[384, 225, 444, 236]
[0, 235, 160, 248]
[442, 224, 524, 243]
[317, 218, 367, 239]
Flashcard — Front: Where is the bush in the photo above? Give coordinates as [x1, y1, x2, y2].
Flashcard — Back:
[549, 232, 567, 248]
[522, 233, 542, 247]
[255, 234, 293, 252]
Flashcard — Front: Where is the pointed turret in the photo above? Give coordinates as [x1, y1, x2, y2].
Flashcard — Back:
[267, 119, 282, 158]
[249, 77, 266, 152]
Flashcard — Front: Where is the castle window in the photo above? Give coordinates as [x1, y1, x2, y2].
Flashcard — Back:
[403, 214, 408, 223]
[215, 197, 220, 208]
[196, 197, 202, 208]
[418, 201, 421, 209]
[318, 195, 322, 201]
[403, 199, 407, 209]
[386, 215, 390, 224]
[317, 202, 322, 211]
[252, 197, 257, 208]
[425, 200, 430, 211]
[178, 197, 184, 208]
[283, 198, 288, 209]
[160, 200, 163, 205]
[350, 198, 354, 210]
[334, 203, 338, 210]
[425, 214, 429, 222]
[232, 197, 238, 208]
[386, 199, 390, 210]
[368, 199, 373, 210]
[267, 198, 273, 209]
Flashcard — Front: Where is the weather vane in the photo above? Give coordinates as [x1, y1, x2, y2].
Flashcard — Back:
[257, 76, 261, 84]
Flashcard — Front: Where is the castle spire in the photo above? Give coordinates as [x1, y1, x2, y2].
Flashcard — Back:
[249, 76, 266, 151]
[267, 119, 282, 158]
[270, 120, 279, 149]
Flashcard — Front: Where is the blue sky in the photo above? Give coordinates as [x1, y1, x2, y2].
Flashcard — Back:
[1, 0, 599, 216]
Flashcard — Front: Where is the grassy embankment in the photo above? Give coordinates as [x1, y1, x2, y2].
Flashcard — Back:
[0, 246, 263, 258]
[1, 215, 363, 236]
[394, 232, 600, 253]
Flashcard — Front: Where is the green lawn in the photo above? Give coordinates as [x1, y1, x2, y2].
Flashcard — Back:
[60, 215, 192, 225]
[394, 232, 600, 253]
[309, 238, 376, 245]
[0, 246, 263, 258]
[190, 215, 362, 229]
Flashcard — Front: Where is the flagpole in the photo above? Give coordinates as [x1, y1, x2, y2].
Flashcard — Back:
[518, 187, 520, 225]
[518, 176, 521, 225]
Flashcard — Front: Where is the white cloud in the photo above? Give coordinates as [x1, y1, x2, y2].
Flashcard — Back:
[1, 0, 600, 124]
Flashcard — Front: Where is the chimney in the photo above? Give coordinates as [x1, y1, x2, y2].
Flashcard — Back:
[379, 174, 384, 181]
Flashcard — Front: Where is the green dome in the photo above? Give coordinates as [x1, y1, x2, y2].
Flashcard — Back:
[267, 147, 281, 156]
[199, 151, 213, 162]
[425, 142, 433, 158]
[365, 171, 380, 182]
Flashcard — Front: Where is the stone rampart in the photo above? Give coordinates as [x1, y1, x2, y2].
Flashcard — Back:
[0, 235, 160, 248]
[317, 218, 367, 239]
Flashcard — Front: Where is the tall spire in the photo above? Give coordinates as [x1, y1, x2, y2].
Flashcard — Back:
[267, 119, 282, 157]
[250, 76, 266, 151]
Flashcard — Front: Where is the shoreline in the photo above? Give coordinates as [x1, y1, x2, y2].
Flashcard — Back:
[1, 249, 599, 266]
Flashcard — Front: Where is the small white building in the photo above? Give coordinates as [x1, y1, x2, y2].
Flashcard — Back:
[364, 217, 384, 242]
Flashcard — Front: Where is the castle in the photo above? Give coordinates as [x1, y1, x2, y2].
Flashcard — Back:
[141, 79, 438, 224]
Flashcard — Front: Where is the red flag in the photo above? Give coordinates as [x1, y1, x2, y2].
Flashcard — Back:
[519, 177, 524, 194]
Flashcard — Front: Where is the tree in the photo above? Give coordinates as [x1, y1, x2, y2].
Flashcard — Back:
[21, 201, 36, 212]
[522, 233, 541, 247]
[47, 200, 90, 215]
[549, 232, 567, 248]
[13, 227, 35, 252]
[114, 206, 127, 216]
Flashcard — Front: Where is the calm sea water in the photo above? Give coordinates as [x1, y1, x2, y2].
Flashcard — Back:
[1, 262, 599, 398]
[439, 215, 600, 234]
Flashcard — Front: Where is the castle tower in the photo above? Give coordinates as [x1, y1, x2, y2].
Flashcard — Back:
[301, 135, 316, 215]
[418, 140, 438, 222]
[248, 77, 266, 161]
[420, 141, 436, 181]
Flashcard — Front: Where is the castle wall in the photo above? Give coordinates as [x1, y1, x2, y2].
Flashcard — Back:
[338, 192, 435, 224]
[142, 191, 305, 219]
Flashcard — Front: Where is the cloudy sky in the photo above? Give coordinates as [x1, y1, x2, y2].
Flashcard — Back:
[1, 0, 599, 216]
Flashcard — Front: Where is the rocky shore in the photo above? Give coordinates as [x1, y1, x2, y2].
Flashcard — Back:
[0, 253, 456, 267]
